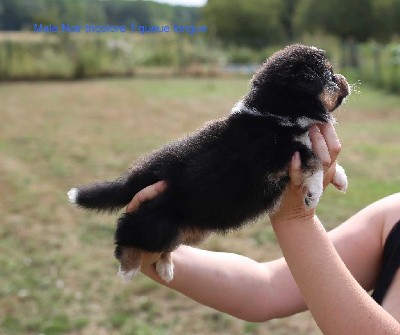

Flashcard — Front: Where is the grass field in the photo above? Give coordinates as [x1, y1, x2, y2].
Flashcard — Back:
[1, 77, 399, 335]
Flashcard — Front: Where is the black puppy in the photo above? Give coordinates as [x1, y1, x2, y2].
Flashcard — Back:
[68, 44, 349, 282]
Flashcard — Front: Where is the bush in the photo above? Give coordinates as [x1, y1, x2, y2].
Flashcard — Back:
[1, 32, 400, 94]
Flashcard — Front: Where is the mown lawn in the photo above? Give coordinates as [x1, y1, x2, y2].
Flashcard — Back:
[0, 78, 399, 335]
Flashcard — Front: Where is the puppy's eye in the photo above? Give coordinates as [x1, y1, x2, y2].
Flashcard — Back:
[325, 70, 335, 82]
[330, 70, 336, 83]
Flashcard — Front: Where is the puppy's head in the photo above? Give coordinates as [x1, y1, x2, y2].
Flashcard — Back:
[245, 44, 349, 124]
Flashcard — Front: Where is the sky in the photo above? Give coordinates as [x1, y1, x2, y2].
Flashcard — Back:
[153, 0, 207, 7]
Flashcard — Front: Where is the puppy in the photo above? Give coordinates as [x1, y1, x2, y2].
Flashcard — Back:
[68, 44, 349, 283]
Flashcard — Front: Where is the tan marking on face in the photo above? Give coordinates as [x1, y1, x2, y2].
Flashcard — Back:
[324, 60, 332, 70]
[319, 88, 338, 112]
[319, 73, 350, 112]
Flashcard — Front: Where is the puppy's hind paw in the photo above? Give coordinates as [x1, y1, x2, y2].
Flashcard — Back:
[117, 265, 140, 282]
[156, 259, 174, 283]
[333, 164, 348, 193]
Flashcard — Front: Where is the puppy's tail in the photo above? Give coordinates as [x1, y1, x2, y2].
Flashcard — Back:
[68, 169, 159, 212]
[68, 179, 137, 212]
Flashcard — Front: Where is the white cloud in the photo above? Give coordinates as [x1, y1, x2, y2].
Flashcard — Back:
[153, 0, 207, 7]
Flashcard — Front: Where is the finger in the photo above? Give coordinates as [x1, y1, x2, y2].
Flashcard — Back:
[317, 123, 341, 163]
[323, 162, 338, 190]
[126, 181, 167, 212]
[289, 151, 302, 187]
[309, 125, 331, 169]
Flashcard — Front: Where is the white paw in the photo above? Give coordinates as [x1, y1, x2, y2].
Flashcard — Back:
[156, 259, 174, 283]
[304, 189, 322, 209]
[117, 265, 139, 282]
[333, 164, 348, 193]
[304, 192, 319, 209]
[67, 188, 78, 204]
[303, 169, 323, 209]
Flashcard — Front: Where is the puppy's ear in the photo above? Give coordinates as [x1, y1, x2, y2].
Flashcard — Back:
[291, 67, 323, 95]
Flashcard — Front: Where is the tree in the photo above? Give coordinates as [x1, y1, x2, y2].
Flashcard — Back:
[281, 0, 299, 41]
[294, 0, 374, 42]
[371, 0, 400, 42]
[202, 0, 285, 48]
[0, 0, 33, 30]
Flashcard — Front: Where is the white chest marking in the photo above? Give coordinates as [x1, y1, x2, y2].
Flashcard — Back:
[230, 100, 323, 128]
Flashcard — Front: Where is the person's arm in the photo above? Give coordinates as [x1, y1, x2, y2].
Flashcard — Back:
[270, 131, 400, 333]
[142, 246, 306, 321]
[272, 216, 400, 334]
[140, 190, 400, 322]
[132, 124, 398, 325]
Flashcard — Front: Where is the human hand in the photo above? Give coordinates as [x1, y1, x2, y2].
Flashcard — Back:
[310, 123, 343, 190]
[125, 181, 167, 268]
[126, 180, 167, 212]
[270, 123, 342, 223]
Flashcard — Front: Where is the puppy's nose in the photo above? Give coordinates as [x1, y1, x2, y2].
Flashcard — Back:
[334, 74, 350, 97]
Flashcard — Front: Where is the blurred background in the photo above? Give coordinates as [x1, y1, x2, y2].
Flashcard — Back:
[1, 0, 399, 334]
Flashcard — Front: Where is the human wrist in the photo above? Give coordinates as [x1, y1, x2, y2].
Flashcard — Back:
[270, 204, 316, 227]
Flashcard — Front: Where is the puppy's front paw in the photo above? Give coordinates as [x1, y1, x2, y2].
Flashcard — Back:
[156, 258, 174, 283]
[304, 190, 319, 209]
[333, 164, 348, 193]
[303, 169, 324, 209]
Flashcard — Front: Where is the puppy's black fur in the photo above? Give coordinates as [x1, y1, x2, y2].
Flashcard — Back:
[69, 44, 348, 255]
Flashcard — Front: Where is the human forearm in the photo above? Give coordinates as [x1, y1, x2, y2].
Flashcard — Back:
[142, 245, 306, 321]
[271, 214, 400, 334]
[269, 131, 400, 334]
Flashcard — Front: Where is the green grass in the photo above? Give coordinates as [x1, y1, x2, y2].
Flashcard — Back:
[0, 78, 399, 334]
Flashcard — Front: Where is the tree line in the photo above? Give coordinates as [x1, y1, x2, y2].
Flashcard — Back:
[1, 0, 400, 47]
[204, 0, 400, 47]
[0, 0, 199, 31]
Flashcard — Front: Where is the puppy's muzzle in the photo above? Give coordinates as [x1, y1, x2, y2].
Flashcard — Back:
[333, 74, 350, 108]
[320, 73, 350, 112]
[335, 74, 350, 97]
